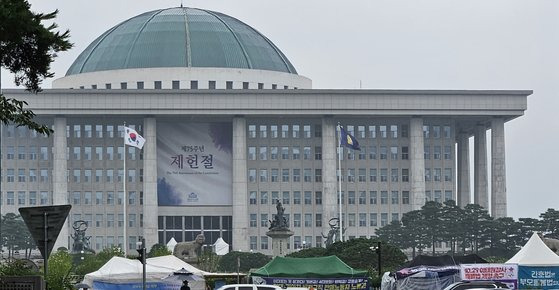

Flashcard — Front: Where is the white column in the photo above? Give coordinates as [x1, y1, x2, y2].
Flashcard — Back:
[491, 118, 507, 218]
[53, 116, 69, 250]
[474, 125, 489, 210]
[321, 117, 337, 240]
[232, 117, 249, 251]
[457, 133, 471, 207]
[410, 117, 425, 210]
[143, 117, 158, 249]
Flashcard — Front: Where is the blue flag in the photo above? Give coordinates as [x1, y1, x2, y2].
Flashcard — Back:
[340, 126, 360, 150]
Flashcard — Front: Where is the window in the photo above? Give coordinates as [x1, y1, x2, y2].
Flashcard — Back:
[316, 214, 322, 227]
[40, 147, 48, 160]
[402, 169, 409, 182]
[40, 191, 48, 205]
[402, 191, 410, 204]
[392, 213, 399, 222]
[315, 125, 322, 137]
[292, 147, 300, 159]
[315, 146, 322, 160]
[401, 124, 409, 137]
[73, 147, 81, 160]
[84, 125, 92, 138]
[304, 191, 312, 205]
[380, 146, 387, 159]
[370, 213, 378, 227]
[29, 146, 37, 160]
[281, 125, 289, 138]
[260, 214, 268, 227]
[359, 213, 367, 227]
[292, 125, 300, 138]
[282, 169, 289, 182]
[304, 147, 311, 160]
[18, 191, 25, 205]
[118, 214, 124, 227]
[401, 146, 409, 160]
[248, 125, 256, 138]
[7, 192, 15, 205]
[424, 145, 430, 160]
[434, 146, 441, 159]
[249, 191, 257, 204]
[348, 214, 356, 227]
[281, 147, 289, 160]
[84, 191, 92, 204]
[128, 169, 136, 182]
[391, 169, 398, 182]
[242, 82, 249, 89]
[380, 168, 387, 182]
[444, 146, 452, 160]
[357, 168, 366, 182]
[315, 169, 322, 182]
[444, 168, 452, 182]
[293, 191, 301, 204]
[443, 125, 451, 138]
[381, 191, 388, 204]
[293, 169, 300, 182]
[380, 126, 387, 138]
[248, 147, 256, 160]
[106, 169, 114, 183]
[434, 168, 442, 182]
[250, 236, 257, 250]
[390, 146, 398, 160]
[359, 191, 366, 204]
[270, 125, 278, 138]
[73, 125, 81, 138]
[29, 169, 37, 182]
[390, 125, 398, 138]
[434, 190, 442, 203]
[73, 191, 81, 205]
[40, 169, 48, 182]
[225, 81, 233, 89]
[348, 191, 355, 204]
[260, 191, 268, 204]
[261, 236, 269, 250]
[73, 169, 80, 183]
[107, 125, 114, 138]
[128, 191, 136, 205]
[381, 213, 388, 226]
[7, 169, 14, 182]
[369, 146, 377, 159]
[315, 191, 322, 205]
[120, 82, 127, 89]
[433, 125, 441, 138]
[18, 169, 26, 182]
[259, 169, 268, 182]
[369, 125, 376, 138]
[29, 191, 37, 205]
[282, 191, 290, 204]
[107, 191, 114, 205]
[259, 125, 267, 138]
[17, 146, 25, 159]
[293, 214, 301, 227]
[190, 80, 198, 89]
[423, 125, 430, 138]
[425, 168, 431, 181]
[391, 191, 399, 204]
[271, 169, 279, 182]
[305, 214, 313, 227]
[303, 125, 311, 138]
[105, 83, 112, 89]
[445, 190, 453, 201]
[304, 169, 312, 182]
[248, 169, 256, 183]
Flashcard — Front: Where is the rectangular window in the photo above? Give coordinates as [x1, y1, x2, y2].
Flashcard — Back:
[249, 191, 257, 205]
[444, 125, 451, 138]
[303, 146, 311, 160]
[316, 214, 322, 227]
[248, 169, 256, 183]
[270, 125, 278, 138]
[369, 125, 376, 138]
[242, 82, 249, 89]
[381, 191, 388, 204]
[445, 190, 453, 201]
[293, 214, 301, 227]
[261, 236, 269, 250]
[271, 169, 279, 182]
[18, 146, 25, 159]
[425, 168, 431, 181]
[29, 146, 37, 160]
[348, 214, 356, 227]
[424, 145, 430, 160]
[444, 168, 452, 182]
[260, 191, 268, 204]
[402, 191, 410, 204]
[401, 146, 409, 160]
[282, 191, 290, 205]
[303, 168, 312, 182]
[259, 125, 267, 138]
[281, 125, 289, 138]
[391, 169, 398, 182]
[260, 214, 268, 227]
[40, 146, 48, 160]
[434, 168, 442, 182]
[281, 169, 290, 182]
[73, 125, 81, 138]
[433, 125, 441, 138]
[434, 190, 442, 203]
[392, 213, 399, 222]
[390, 125, 398, 138]
[293, 169, 300, 182]
[172, 80, 180, 89]
[303, 125, 311, 138]
[391, 191, 399, 204]
[292, 146, 300, 160]
[250, 236, 257, 250]
[225, 81, 232, 89]
[40, 191, 48, 205]
[29, 191, 37, 205]
[293, 191, 301, 205]
[423, 125, 430, 138]
[120, 82, 127, 89]
[370, 213, 378, 227]
[444, 145, 452, 160]
[259, 169, 268, 182]
[18, 169, 26, 182]
[359, 191, 366, 204]
[380, 146, 387, 159]
[107, 191, 114, 205]
[390, 146, 398, 160]
[380, 168, 388, 182]
[381, 213, 388, 226]
[29, 169, 37, 182]
[248, 125, 256, 138]
[348, 191, 355, 204]
[434, 146, 441, 159]
[401, 124, 409, 137]
[402, 168, 409, 182]
[315, 146, 322, 160]
[359, 213, 367, 227]
[18, 191, 25, 205]
[107, 125, 114, 138]
[84, 125, 92, 138]
[190, 80, 198, 89]
[292, 125, 300, 138]
[380, 125, 387, 138]
[248, 147, 256, 160]
[304, 191, 312, 205]
[315, 191, 322, 205]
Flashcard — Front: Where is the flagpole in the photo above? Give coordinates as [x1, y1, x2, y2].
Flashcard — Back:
[123, 123, 127, 256]
[337, 123, 343, 243]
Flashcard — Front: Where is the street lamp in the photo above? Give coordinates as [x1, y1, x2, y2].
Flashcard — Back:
[370, 242, 382, 277]
[136, 238, 146, 290]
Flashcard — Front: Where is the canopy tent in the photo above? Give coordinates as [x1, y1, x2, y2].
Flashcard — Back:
[507, 232, 559, 266]
[167, 238, 177, 253]
[251, 256, 367, 278]
[213, 237, 229, 255]
[82, 255, 206, 290]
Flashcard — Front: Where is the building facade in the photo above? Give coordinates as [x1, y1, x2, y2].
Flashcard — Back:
[0, 7, 529, 255]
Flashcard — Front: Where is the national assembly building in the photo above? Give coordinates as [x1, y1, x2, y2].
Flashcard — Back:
[0, 7, 530, 254]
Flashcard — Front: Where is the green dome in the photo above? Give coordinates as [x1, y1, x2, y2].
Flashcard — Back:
[66, 7, 298, 76]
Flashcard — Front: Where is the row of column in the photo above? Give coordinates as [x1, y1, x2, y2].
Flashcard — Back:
[456, 118, 507, 218]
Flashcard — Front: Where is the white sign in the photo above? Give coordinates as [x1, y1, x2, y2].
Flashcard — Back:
[461, 263, 518, 281]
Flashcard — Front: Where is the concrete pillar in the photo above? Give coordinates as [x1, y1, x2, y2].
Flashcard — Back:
[53, 116, 68, 250]
[143, 117, 158, 249]
[457, 133, 471, 207]
[232, 117, 249, 251]
[409, 117, 425, 210]
[321, 117, 337, 239]
[491, 118, 507, 218]
[474, 125, 489, 210]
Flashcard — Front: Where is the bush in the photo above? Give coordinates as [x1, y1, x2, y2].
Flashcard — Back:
[218, 251, 271, 272]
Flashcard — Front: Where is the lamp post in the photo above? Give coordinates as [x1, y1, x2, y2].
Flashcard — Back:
[136, 238, 146, 290]
[370, 242, 382, 277]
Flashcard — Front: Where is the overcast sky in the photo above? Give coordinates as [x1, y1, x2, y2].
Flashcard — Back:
[2, 0, 558, 219]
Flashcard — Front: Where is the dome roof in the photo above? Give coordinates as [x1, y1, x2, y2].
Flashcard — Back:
[66, 7, 298, 76]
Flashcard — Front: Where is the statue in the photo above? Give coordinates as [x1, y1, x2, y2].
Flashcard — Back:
[539, 233, 559, 255]
[322, 218, 345, 247]
[71, 220, 95, 254]
[173, 234, 205, 262]
[268, 200, 288, 230]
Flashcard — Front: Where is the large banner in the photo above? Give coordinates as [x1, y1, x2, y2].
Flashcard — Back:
[157, 122, 232, 206]
[460, 264, 517, 289]
[254, 277, 369, 289]
[518, 266, 559, 289]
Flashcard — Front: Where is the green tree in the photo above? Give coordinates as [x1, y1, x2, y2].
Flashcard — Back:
[2, 213, 35, 258]
[286, 247, 327, 258]
[218, 251, 271, 273]
[45, 250, 73, 290]
[482, 217, 519, 258]
[540, 208, 559, 237]
[147, 244, 171, 258]
[440, 200, 465, 255]
[0, 259, 39, 276]
[400, 210, 429, 257]
[197, 249, 220, 272]
[462, 204, 492, 253]
[0, 0, 72, 134]
[517, 217, 542, 244]
[420, 201, 444, 255]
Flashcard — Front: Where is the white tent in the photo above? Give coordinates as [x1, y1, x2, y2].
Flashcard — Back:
[167, 237, 177, 253]
[213, 237, 229, 255]
[507, 232, 559, 266]
[83, 255, 206, 289]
